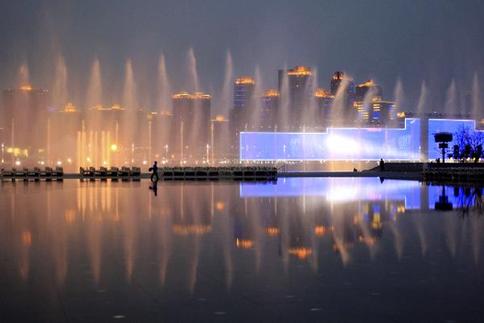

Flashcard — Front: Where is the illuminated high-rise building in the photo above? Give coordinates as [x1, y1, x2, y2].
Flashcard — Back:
[261, 89, 280, 129]
[278, 66, 314, 128]
[314, 88, 334, 126]
[355, 80, 383, 101]
[231, 76, 255, 133]
[172, 91, 211, 160]
[353, 98, 396, 125]
[233, 77, 255, 110]
[2, 86, 49, 163]
[329, 71, 356, 121]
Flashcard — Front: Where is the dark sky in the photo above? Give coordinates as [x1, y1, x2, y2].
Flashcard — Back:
[0, 0, 483, 111]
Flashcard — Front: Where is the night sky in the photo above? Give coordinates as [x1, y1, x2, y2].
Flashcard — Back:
[0, 0, 483, 111]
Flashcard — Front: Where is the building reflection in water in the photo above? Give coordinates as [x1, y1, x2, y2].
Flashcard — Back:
[0, 178, 482, 298]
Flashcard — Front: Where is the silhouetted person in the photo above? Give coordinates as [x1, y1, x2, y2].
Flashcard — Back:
[149, 161, 159, 183]
[379, 158, 385, 171]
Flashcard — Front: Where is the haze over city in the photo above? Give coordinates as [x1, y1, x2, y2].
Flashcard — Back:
[1, 0, 483, 111]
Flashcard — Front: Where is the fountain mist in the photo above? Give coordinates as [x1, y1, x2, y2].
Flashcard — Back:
[17, 63, 30, 86]
[186, 48, 200, 93]
[85, 58, 103, 109]
[52, 55, 68, 109]
[278, 65, 290, 131]
[416, 81, 428, 116]
[444, 80, 457, 117]
[471, 73, 481, 120]
[157, 53, 172, 113]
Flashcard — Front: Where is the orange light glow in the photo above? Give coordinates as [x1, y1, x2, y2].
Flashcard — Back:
[264, 89, 280, 97]
[20, 85, 33, 91]
[314, 88, 332, 98]
[288, 247, 312, 260]
[213, 115, 228, 122]
[235, 76, 255, 85]
[215, 201, 225, 211]
[287, 66, 312, 76]
[21, 231, 32, 247]
[314, 225, 333, 236]
[357, 80, 376, 88]
[265, 227, 280, 236]
[236, 238, 254, 249]
[172, 224, 212, 235]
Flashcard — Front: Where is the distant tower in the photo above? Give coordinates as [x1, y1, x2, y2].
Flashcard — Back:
[278, 66, 314, 129]
[330, 71, 344, 96]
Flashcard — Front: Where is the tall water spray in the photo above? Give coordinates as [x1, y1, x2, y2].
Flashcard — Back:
[330, 77, 350, 125]
[121, 59, 139, 163]
[471, 73, 481, 120]
[186, 48, 200, 93]
[303, 68, 318, 128]
[217, 51, 233, 118]
[17, 63, 30, 86]
[157, 53, 172, 113]
[52, 55, 68, 109]
[85, 58, 103, 109]
[278, 66, 290, 131]
[250, 66, 264, 129]
[393, 79, 404, 125]
[185, 49, 202, 155]
[416, 81, 428, 116]
[212, 51, 233, 161]
[444, 80, 457, 117]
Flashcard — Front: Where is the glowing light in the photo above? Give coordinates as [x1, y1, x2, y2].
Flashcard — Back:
[288, 247, 312, 260]
[215, 201, 225, 211]
[21, 231, 32, 246]
[63, 102, 77, 112]
[56, 161, 62, 166]
[172, 91, 211, 100]
[265, 227, 280, 236]
[15, 160, 21, 166]
[20, 85, 33, 91]
[235, 76, 255, 85]
[67, 158, 72, 164]
[287, 66, 312, 76]
[326, 135, 361, 155]
[357, 80, 376, 88]
[213, 115, 228, 122]
[172, 224, 212, 235]
[110, 144, 118, 152]
[142, 160, 148, 165]
[235, 238, 254, 249]
[314, 88, 333, 98]
[314, 225, 332, 236]
[264, 89, 280, 97]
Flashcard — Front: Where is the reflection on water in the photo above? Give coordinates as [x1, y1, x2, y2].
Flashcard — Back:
[0, 178, 483, 322]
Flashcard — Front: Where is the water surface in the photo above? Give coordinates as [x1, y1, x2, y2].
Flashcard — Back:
[0, 178, 483, 322]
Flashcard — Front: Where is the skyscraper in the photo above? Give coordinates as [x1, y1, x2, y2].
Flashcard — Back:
[231, 76, 255, 132]
[278, 66, 314, 129]
[314, 88, 334, 126]
[329, 71, 356, 124]
[261, 89, 280, 129]
[172, 91, 211, 161]
[355, 80, 382, 101]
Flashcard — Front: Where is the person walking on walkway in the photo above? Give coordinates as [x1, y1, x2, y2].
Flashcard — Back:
[150, 161, 159, 183]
